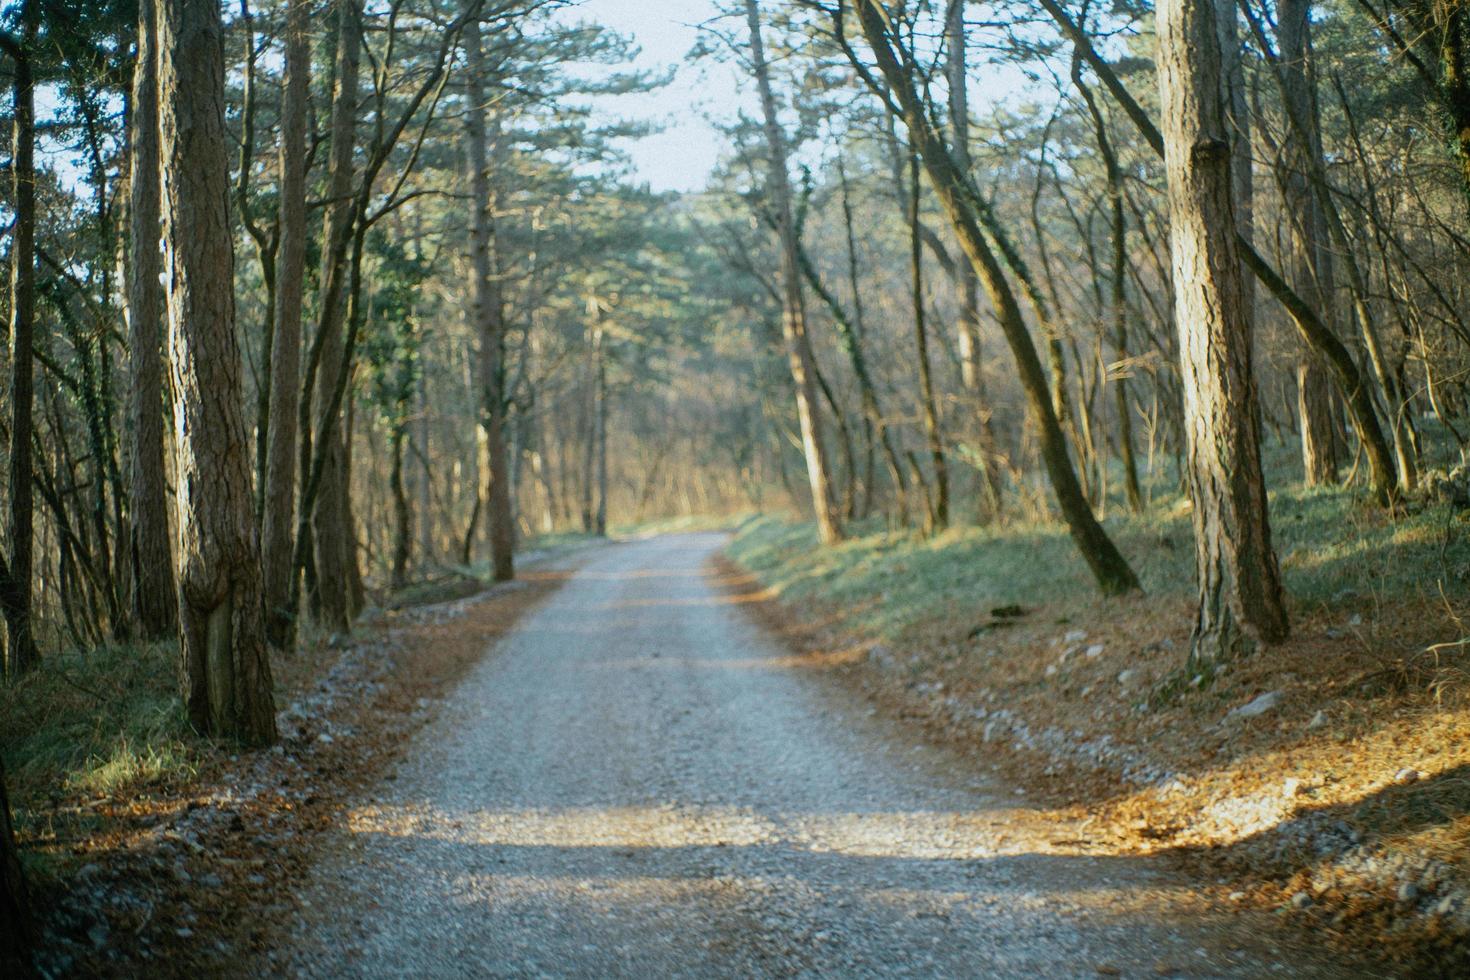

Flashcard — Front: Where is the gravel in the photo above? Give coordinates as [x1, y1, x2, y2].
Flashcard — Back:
[270, 533, 1367, 978]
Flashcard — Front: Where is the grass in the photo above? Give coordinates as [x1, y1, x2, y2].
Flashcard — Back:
[728, 477, 1470, 646]
[1, 639, 200, 834]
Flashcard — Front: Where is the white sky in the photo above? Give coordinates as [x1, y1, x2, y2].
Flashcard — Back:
[557, 0, 744, 193]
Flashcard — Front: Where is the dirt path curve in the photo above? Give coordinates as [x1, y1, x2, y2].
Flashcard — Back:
[274, 533, 1369, 978]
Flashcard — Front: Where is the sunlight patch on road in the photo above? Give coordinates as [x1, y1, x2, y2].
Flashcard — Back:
[344, 803, 1071, 861]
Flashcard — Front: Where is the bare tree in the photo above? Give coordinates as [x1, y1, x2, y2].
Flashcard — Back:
[158, 0, 277, 742]
[746, 0, 845, 545]
[1156, 0, 1288, 665]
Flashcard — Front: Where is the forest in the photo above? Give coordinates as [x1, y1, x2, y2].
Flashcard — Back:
[3, 0, 1470, 974]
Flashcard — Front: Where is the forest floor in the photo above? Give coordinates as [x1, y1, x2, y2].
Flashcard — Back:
[727, 483, 1470, 977]
[0, 534, 606, 977]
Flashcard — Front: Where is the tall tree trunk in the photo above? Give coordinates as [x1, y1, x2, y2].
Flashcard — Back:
[595, 341, 608, 537]
[909, 146, 948, 531]
[464, 13, 515, 581]
[1276, 0, 1339, 485]
[126, 0, 179, 640]
[852, 0, 1139, 594]
[746, 0, 844, 544]
[261, 0, 310, 648]
[0, 758, 31, 977]
[1, 9, 39, 678]
[945, 0, 1004, 520]
[309, 0, 362, 630]
[158, 0, 277, 743]
[1156, 0, 1289, 666]
[1074, 64, 1144, 513]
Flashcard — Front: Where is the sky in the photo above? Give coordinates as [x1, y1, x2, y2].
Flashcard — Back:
[555, 0, 747, 193]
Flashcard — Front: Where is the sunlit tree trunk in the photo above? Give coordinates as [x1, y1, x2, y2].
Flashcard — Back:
[158, 0, 277, 742]
[1, 8, 39, 679]
[746, 0, 844, 544]
[465, 12, 515, 580]
[1276, 0, 1339, 486]
[125, 0, 178, 640]
[261, 0, 309, 647]
[1156, 0, 1289, 666]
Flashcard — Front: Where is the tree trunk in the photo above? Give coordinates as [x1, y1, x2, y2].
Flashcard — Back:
[261, 0, 309, 648]
[1156, 0, 1289, 666]
[1038, 0, 1400, 505]
[0, 758, 32, 977]
[1274, 0, 1339, 485]
[909, 145, 948, 531]
[125, 0, 178, 640]
[389, 426, 411, 590]
[1, 9, 39, 679]
[853, 0, 1139, 595]
[945, 0, 1004, 521]
[158, 0, 277, 743]
[309, 0, 362, 631]
[595, 341, 608, 537]
[746, 0, 844, 544]
[465, 13, 515, 581]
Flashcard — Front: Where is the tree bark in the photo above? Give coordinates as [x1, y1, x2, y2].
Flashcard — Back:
[390, 426, 411, 590]
[1, 8, 39, 679]
[1276, 0, 1339, 485]
[465, 13, 515, 581]
[158, 0, 277, 743]
[125, 0, 179, 640]
[309, 0, 363, 630]
[746, 0, 844, 544]
[261, 0, 310, 648]
[1156, 0, 1289, 665]
[851, 0, 1139, 594]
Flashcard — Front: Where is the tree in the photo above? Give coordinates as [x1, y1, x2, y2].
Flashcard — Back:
[1, 2, 39, 679]
[464, 10, 515, 580]
[1155, 0, 1289, 666]
[158, 0, 277, 743]
[846, 0, 1140, 595]
[125, 0, 178, 640]
[309, 0, 365, 631]
[261, 0, 311, 648]
[746, 0, 845, 545]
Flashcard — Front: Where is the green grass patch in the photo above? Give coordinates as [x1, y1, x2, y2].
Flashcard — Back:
[1, 639, 198, 816]
[728, 480, 1470, 643]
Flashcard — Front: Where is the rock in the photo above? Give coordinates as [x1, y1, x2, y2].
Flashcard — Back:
[1085, 644, 1105, 659]
[317, 732, 334, 745]
[1307, 710, 1326, 729]
[176, 927, 194, 939]
[1434, 896, 1457, 917]
[1116, 669, 1137, 686]
[1393, 768, 1421, 785]
[1064, 629, 1088, 644]
[867, 645, 898, 670]
[1289, 891, 1314, 909]
[1397, 882, 1420, 903]
[88, 921, 110, 949]
[1226, 691, 1282, 721]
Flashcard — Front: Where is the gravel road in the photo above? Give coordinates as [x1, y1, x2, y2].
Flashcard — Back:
[273, 533, 1369, 978]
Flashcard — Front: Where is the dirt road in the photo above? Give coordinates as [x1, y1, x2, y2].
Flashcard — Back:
[274, 533, 1367, 978]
